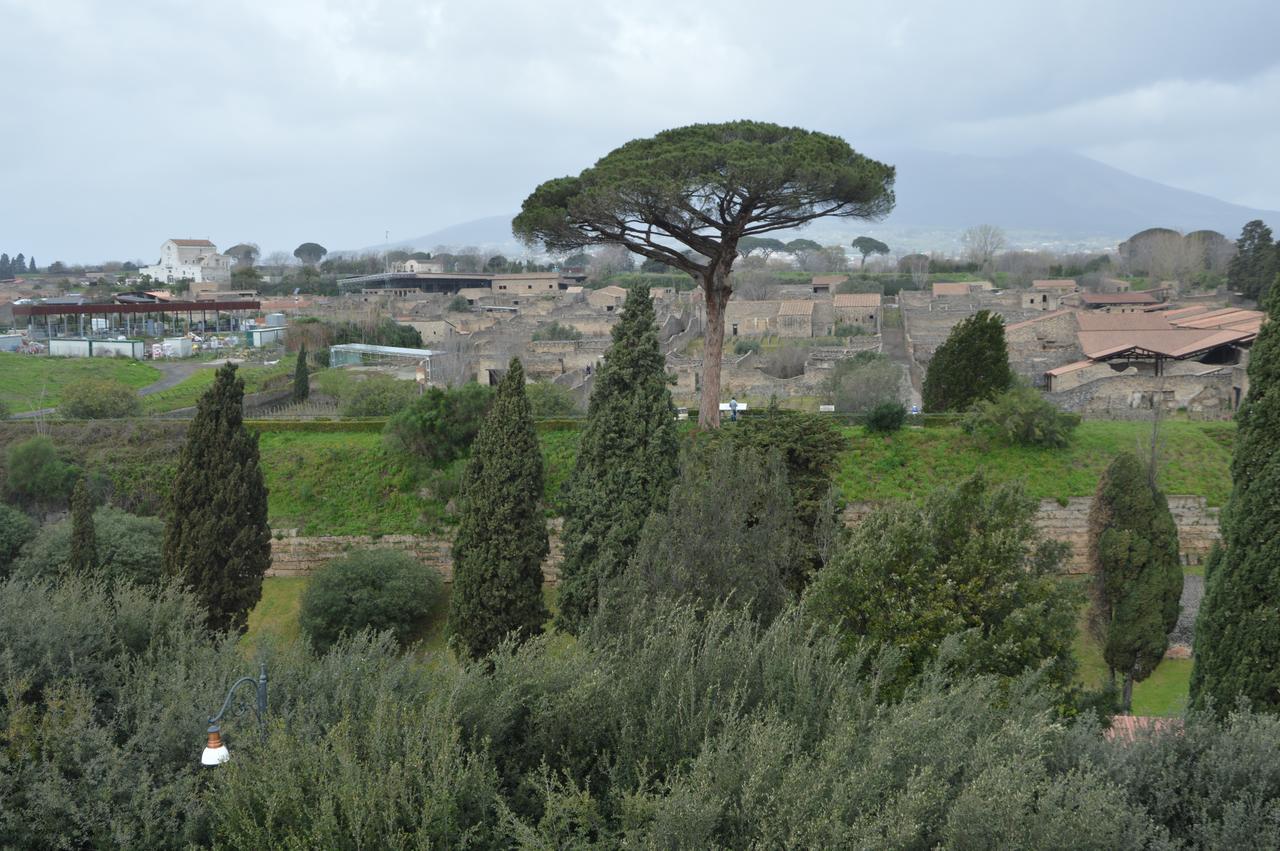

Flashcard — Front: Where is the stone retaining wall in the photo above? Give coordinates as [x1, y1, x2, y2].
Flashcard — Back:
[844, 495, 1219, 574]
[267, 520, 564, 583]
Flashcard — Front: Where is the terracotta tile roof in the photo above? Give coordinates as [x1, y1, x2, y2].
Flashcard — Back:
[1104, 716, 1181, 742]
[170, 238, 215, 247]
[932, 282, 973, 297]
[594, 285, 627, 297]
[726, 301, 780, 319]
[1079, 292, 1160, 306]
[1170, 308, 1264, 329]
[833, 293, 881, 308]
[1077, 312, 1172, 331]
[1032, 279, 1077, 290]
[811, 274, 849, 287]
[1157, 305, 1212, 319]
[778, 300, 815, 316]
[1078, 328, 1253, 360]
[1046, 359, 1097, 377]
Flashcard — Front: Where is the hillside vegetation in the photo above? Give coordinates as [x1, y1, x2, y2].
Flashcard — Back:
[0, 352, 160, 412]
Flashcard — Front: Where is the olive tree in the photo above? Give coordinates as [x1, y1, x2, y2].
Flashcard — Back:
[513, 120, 895, 427]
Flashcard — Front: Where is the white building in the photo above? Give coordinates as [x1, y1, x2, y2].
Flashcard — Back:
[392, 258, 445, 274]
[141, 239, 233, 285]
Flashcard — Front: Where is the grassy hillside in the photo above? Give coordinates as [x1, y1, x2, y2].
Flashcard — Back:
[0, 352, 161, 412]
[837, 420, 1234, 506]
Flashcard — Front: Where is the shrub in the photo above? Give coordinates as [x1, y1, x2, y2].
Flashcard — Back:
[761, 344, 808, 379]
[14, 506, 165, 587]
[525, 380, 579, 417]
[383, 382, 493, 466]
[531, 321, 584, 342]
[58, 378, 142, 419]
[340, 376, 418, 417]
[447, 294, 471, 312]
[864, 401, 907, 433]
[826, 351, 901, 412]
[962, 384, 1080, 448]
[299, 549, 444, 653]
[0, 502, 36, 578]
[4, 435, 79, 508]
[833, 322, 867, 337]
[733, 338, 762, 355]
[922, 309, 1013, 412]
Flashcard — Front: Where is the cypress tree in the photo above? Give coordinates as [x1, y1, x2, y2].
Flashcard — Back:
[1088, 451, 1183, 712]
[68, 476, 98, 576]
[555, 286, 679, 633]
[162, 362, 271, 633]
[293, 343, 310, 402]
[922, 309, 1013, 412]
[1192, 285, 1280, 712]
[448, 358, 549, 659]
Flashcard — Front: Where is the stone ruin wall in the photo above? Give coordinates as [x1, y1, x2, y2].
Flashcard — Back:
[1048, 373, 1235, 418]
[270, 495, 1219, 581]
[844, 495, 1220, 574]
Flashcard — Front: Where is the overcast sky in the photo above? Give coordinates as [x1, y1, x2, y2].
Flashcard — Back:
[3, 0, 1279, 263]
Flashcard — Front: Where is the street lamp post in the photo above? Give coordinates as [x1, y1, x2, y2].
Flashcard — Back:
[201, 662, 268, 766]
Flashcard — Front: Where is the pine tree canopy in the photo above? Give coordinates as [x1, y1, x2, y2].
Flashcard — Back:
[922, 310, 1013, 412]
[555, 286, 679, 633]
[449, 358, 550, 659]
[162, 362, 271, 633]
[1192, 283, 1280, 712]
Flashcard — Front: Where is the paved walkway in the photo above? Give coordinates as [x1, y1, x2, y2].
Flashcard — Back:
[879, 310, 923, 409]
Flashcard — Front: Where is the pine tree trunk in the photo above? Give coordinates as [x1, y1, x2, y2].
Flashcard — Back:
[1122, 672, 1135, 713]
[699, 267, 731, 429]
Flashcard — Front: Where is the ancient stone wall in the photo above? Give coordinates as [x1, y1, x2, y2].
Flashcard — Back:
[1048, 372, 1234, 418]
[843, 495, 1220, 574]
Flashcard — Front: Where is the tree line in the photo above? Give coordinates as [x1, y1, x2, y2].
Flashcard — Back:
[0, 252, 35, 278]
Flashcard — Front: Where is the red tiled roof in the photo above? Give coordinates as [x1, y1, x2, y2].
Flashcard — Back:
[833, 293, 881, 308]
[1080, 292, 1160, 305]
[1032, 279, 1077, 290]
[170, 239, 215, 247]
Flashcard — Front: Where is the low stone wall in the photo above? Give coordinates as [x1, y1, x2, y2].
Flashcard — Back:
[844, 495, 1219, 574]
[267, 521, 564, 584]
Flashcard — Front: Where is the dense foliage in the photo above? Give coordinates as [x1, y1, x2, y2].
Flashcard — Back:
[826, 350, 901, 412]
[530, 321, 583, 341]
[719, 406, 845, 594]
[1193, 281, 1280, 712]
[162, 363, 271, 633]
[298, 549, 444, 653]
[805, 473, 1079, 696]
[1226, 219, 1278, 302]
[69, 476, 97, 575]
[13, 506, 165, 587]
[607, 443, 790, 626]
[339, 375, 418, 417]
[514, 120, 895, 427]
[962, 383, 1080, 447]
[4, 435, 78, 510]
[922, 310, 1014, 412]
[6, 578, 1280, 847]
[58, 377, 142, 419]
[1089, 451, 1183, 711]
[0, 503, 35, 578]
[524, 380, 579, 417]
[383, 382, 493, 467]
[864, 401, 907, 433]
[449, 359, 549, 659]
[556, 287, 679, 633]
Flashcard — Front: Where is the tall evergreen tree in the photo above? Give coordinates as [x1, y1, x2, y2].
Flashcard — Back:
[922, 309, 1014, 412]
[449, 358, 549, 659]
[1192, 283, 1280, 712]
[292, 344, 310, 402]
[13, 253, 24, 274]
[162, 362, 271, 633]
[1088, 451, 1183, 712]
[0, 254, 10, 279]
[1227, 219, 1279, 303]
[28, 257, 36, 273]
[555, 286, 679, 633]
[68, 476, 98, 576]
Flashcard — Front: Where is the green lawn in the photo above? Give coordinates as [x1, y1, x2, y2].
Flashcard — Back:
[142, 356, 298, 413]
[0, 351, 161, 412]
[836, 420, 1234, 506]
